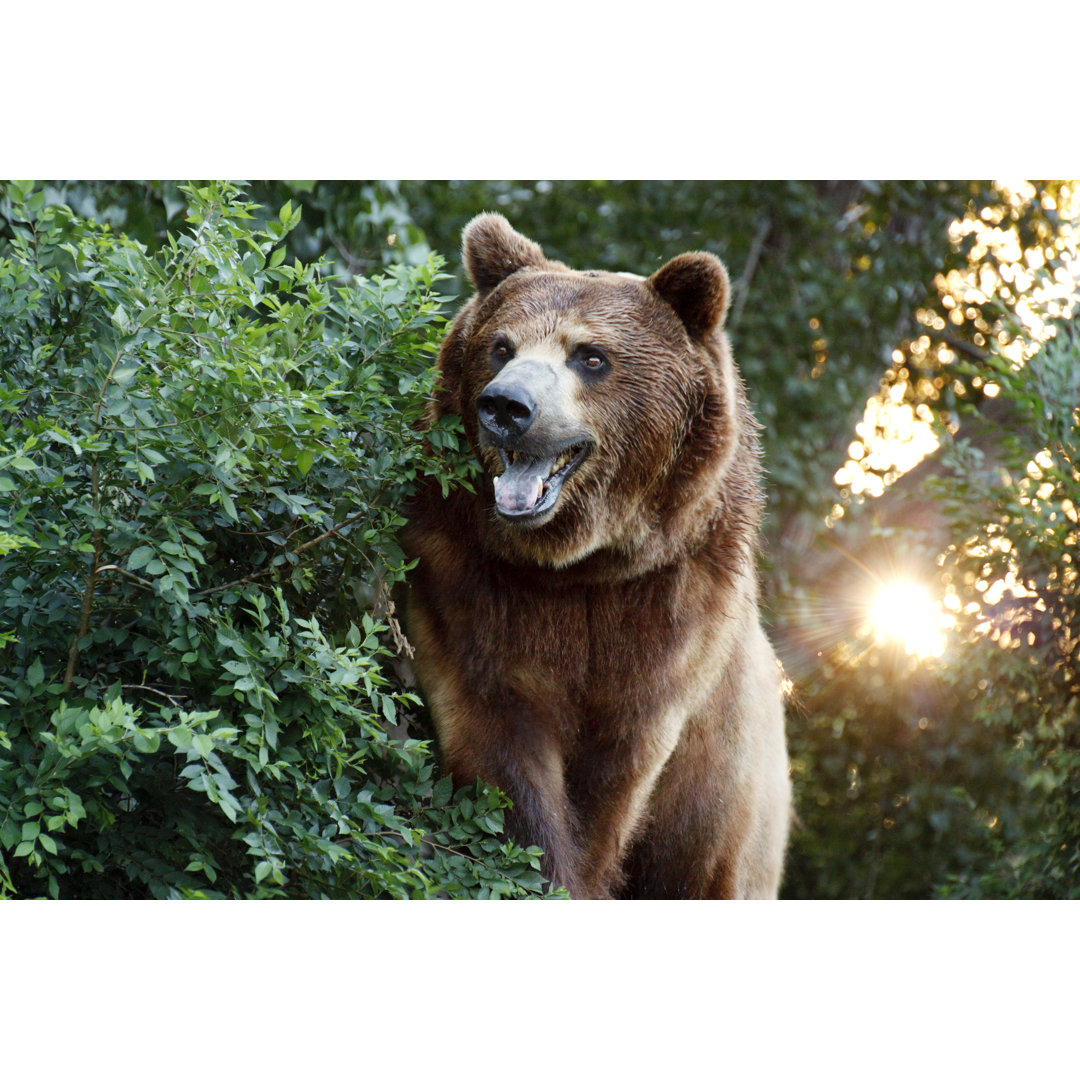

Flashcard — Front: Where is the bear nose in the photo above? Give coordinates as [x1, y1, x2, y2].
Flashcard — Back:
[477, 382, 538, 440]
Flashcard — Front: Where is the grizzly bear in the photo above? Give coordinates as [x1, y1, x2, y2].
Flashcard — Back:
[403, 213, 790, 899]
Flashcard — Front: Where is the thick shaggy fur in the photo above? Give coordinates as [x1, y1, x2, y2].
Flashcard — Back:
[404, 214, 790, 898]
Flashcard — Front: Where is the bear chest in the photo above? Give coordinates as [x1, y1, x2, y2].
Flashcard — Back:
[465, 566, 729, 723]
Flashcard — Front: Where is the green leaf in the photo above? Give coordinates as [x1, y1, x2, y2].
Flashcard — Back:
[431, 775, 453, 808]
[513, 871, 545, 889]
[133, 730, 162, 754]
[192, 733, 215, 758]
[167, 727, 193, 751]
[127, 545, 155, 571]
[26, 657, 44, 687]
[296, 448, 315, 476]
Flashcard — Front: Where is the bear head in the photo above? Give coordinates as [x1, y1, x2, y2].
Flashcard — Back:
[429, 213, 761, 574]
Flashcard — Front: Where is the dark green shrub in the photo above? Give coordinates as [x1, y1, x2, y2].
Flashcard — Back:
[0, 180, 553, 898]
[930, 320, 1080, 896]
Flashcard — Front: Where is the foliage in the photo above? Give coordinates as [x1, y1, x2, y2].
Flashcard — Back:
[0, 180, 552, 898]
[929, 320, 1080, 896]
[781, 212, 1079, 898]
[781, 651, 1031, 900]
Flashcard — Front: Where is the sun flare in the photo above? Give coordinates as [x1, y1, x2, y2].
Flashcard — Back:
[869, 581, 950, 659]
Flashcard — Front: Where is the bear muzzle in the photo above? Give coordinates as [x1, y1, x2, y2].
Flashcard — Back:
[477, 357, 594, 522]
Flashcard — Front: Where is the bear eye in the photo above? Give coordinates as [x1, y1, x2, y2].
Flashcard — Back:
[571, 345, 609, 377]
[491, 336, 514, 367]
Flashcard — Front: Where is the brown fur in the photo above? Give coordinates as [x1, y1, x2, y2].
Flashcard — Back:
[404, 213, 790, 898]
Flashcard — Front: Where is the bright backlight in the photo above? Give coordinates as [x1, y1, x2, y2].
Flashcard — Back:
[869, 582, 947, 659]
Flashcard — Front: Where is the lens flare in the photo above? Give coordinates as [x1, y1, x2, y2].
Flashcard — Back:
[869, 581, 948, 659]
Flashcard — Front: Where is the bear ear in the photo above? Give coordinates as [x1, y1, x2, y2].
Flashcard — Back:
[462, 212, 550, 297]
[647, 252, 730, 340]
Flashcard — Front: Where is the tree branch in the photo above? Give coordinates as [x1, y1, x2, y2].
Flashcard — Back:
[64, 531, 102, 691]
[728, 216, 772, 332]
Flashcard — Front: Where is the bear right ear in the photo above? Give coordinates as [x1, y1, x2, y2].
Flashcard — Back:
[648, 252, 730, 341]
[462, 213, 549, 297]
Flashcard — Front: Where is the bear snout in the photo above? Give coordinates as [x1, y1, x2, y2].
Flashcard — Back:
[477, 381, 538, 442]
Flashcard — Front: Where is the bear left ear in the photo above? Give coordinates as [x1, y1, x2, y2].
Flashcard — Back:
[462, 213, 550, 297]
[647, 252, 730, 340]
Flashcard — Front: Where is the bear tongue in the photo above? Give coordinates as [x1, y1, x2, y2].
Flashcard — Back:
[493, 455, 555, 514]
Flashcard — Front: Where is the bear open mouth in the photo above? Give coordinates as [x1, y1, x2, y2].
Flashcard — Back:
[492, 442, 591, 520]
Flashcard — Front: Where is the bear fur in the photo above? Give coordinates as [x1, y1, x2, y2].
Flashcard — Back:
[403, 213, 790, 899]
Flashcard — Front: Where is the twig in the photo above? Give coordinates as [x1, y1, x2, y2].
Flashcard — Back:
[928, 331, 986, 364]
[374, 580, 414, 660]
[64, 531, 102, 691]
[193, 508, 372, 598]
[96, 564, 156, 590]
[162, 196, 220, 294]
[63, 349, 125, 690]
[293, 509, 370, 555]
[194, 566, 275, 599]
[329, 232, 373, 275]
[728, 216, 772, 332]
[96, 395, 288, 434]
[121, 684, 188, 708]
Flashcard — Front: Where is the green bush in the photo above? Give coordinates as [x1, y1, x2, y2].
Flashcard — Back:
[0, 180, 553, 898]
[930, 320, 1080, 896]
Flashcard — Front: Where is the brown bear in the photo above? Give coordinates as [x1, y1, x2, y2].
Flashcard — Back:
[403, 213, 790, 899]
